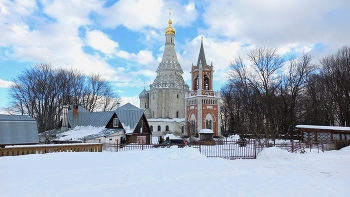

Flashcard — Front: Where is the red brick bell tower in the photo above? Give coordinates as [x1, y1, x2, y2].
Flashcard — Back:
[185, 38, 221, 137]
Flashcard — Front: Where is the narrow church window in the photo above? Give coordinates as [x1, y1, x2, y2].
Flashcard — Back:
[206, 120, 212, 129]
[195, 76, 199, 90]
[177, 94, 179, 98]
[176, 111, 179, 118]
[158, 125, 161, 131]
[190, 120, 196, 136]
[166, 125, 169, 131]
[150, 126, 153, 132]
[204, 75, 209, 90]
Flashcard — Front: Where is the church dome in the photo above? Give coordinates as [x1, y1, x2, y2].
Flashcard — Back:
[139, 88, 149, 99]
[165, 19, 176, 35]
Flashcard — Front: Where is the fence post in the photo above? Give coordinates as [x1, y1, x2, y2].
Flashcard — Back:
[322, 143, 324, 152]
[142, 142, 144, 150]
[291, 140, 294, 153]
[310, 143, 311, 152]
[199, 143, 201, 154]
[254, 140, 256, 159]
[116, 139, 119, 152]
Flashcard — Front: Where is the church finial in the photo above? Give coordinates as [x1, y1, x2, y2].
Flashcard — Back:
[165, 8, 175, 35]
[169, 8, 171, 20]
[197, 35, 207, 68]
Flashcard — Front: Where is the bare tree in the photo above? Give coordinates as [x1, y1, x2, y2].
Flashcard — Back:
[8, 63, 121, 133]
[321, 46, 350, 126]
[278, 53, 314, 140]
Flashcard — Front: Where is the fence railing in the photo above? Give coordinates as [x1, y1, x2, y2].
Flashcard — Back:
[103, 140, 260, 159]
[0, 143, 102, 157]
[102, 139, 350, 159]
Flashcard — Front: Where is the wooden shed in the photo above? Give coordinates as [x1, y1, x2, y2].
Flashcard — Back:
[296, 125, 350, 150]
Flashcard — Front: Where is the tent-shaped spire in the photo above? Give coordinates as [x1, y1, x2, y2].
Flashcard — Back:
[197, 37, 207, 68]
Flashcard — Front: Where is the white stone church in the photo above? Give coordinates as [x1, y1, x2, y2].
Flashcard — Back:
[139, 18, 221, 138]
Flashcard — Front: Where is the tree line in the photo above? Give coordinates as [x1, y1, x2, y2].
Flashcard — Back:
[7, 63, 121, 133]
[220, 46, 350, 144]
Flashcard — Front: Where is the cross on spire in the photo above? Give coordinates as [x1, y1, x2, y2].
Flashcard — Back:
[169, 8, 171, 20]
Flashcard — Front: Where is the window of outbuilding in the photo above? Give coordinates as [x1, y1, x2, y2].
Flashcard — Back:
[113, 118, 119, 127]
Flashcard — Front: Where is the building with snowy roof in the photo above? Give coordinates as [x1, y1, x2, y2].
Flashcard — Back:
[296, 125, 350, 150]
[58, 103, 152, 144]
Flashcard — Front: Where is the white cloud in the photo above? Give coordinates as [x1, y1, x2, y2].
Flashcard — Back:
[85, 30, 119, 54]
[0, 79, 14, 88]
[202, 0, 350, 56]
[98, 0, 197, 30]
[120, 95, 140, 108]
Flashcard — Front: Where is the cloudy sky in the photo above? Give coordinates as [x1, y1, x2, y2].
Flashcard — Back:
[0, 0, 349, 111]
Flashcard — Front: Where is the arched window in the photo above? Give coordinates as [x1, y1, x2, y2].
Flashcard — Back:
[195, 76, 199, 90]
[150, 126, 153, 132]
[206, 120, 212, 129]
[158, 125, 161, 131]
[166, 125, 169, 131]
[204, 75, 209, 90]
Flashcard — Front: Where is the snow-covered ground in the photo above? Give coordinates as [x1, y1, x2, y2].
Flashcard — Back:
[1, 146, 350, 197]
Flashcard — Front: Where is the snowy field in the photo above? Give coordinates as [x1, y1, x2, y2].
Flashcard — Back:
[1, 146, 350, 197]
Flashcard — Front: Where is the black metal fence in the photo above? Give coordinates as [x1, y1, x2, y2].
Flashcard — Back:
[190, 140, 259, 159]
[102, 140, 350, 159]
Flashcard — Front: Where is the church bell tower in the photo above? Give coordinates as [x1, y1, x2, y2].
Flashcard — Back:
[185, 38, 221, 137]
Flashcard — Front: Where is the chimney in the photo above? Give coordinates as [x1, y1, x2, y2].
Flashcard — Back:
[73, 105, 78, 116]
[61, 105, 69, 132]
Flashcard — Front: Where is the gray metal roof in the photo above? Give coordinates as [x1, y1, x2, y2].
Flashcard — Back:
[66, 103, 144, 134]
[0, 114, 39, 145]
[0, 114, 36, 122]
[116, 103, 143, 131]
[82, 111, 115, 127]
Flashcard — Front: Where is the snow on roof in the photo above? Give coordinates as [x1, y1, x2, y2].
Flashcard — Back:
[123, 125, 133, 135]
[296, 125, 350, 131]
[56, 126, 123, 141]
[147, 118, 185, 122]
[199, 129, 214, 134]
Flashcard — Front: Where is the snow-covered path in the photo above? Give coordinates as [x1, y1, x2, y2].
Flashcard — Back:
[1, 147, 349, 197]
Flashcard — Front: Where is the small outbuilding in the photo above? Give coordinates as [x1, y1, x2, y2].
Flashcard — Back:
[199, 129, 214, 141]
[296, 125, 350, 150]
[59, 103, 152, 144]
[0, 114, 39, 147]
